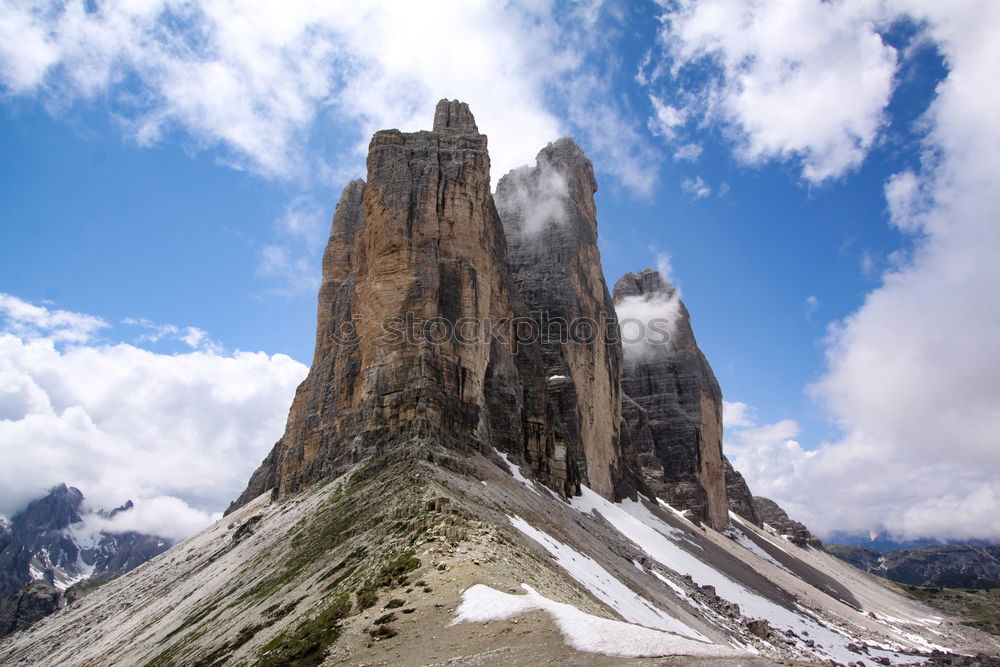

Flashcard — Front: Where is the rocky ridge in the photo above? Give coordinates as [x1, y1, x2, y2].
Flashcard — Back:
[755, 496, 824, 549]
[827, 544, 1000, 590]
[612, 269, 730, 529]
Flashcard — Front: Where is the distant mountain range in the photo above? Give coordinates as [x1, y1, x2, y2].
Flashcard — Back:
[826, 544, 1000, 590]
[824, 531, 998, 553]
[0, 484, 171, 636]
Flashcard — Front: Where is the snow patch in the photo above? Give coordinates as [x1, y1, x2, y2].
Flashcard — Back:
[495, 450, 538, 494]
[725, 519, 793, 574]
[508, 514, 706, 641]
[453, 583, 742, 659]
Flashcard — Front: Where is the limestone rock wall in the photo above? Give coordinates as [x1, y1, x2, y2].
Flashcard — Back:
[232, 101, 613, 508]
[496, 139, 639, 500]
[613, 269, 730, 529]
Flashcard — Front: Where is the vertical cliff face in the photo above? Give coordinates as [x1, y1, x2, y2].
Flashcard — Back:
[613, 269, 730, 530]
[495, 139, 638, 500]
[257, 100, 550, 501]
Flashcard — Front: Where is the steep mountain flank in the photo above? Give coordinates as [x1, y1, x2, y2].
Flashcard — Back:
[613, 269, 733, 530]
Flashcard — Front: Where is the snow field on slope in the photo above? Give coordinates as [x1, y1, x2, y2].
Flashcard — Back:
[453, 583, 742, 659]
[508, 515, 709, 642]
[570, 487, 915, 666]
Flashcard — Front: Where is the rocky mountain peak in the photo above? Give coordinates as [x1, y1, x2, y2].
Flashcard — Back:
[755, 496, 822, 548]
[11, 485, 83, 537]
[432, 98, 479, 134]
[613, 268, 731, 530]
[613, 267, 677, 301]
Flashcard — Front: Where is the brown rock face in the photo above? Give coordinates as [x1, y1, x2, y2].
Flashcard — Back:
[231, 101, 635, 510]
[613, 269, 730, 529]
[496, 139, 640, 500]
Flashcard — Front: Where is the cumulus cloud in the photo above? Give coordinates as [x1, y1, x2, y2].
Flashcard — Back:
[722, 401, 754, 430]
[701, 2, 1000, 542]
[0, 0, 653, 194]
[0, 295, 307, 540]
[655, 0, 899, 182]
[0, 294, 107, 344]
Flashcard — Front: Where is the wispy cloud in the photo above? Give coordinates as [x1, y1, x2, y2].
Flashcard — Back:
[0, 293, 107, 344]
[681, 176, 710, 199]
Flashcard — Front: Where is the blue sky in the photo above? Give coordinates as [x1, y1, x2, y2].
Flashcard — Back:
[1, 0, 997, 543]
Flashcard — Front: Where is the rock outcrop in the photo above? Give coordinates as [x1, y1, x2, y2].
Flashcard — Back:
[725, 457, 763, 526]
[0, 582, 63, 637]
[613, 269, 731, 530]
[233, 101, 636, 508]
[755, 496, 822, 548]
[496, 138, 640, 500]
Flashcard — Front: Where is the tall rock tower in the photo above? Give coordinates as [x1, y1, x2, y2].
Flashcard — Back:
[496, 139, 639, 500]
[231, 101, 638, 510]
[614, 269, 729, 530]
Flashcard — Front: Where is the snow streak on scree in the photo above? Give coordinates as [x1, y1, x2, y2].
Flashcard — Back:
[452, 582, 742, 659]
[568, 487, 915, 666]
[507, 515, 708, 641]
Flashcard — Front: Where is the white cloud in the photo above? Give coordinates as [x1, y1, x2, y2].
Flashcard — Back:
[673, 143, 703, 161]
[77, 495, 218, 544]
[615, 256, 683, 361]
[722, 401, 754, 429]
[122, 317, 221, 353]
[654, 251, 676, 286]
[661, 2, 1000, 542]
[0, 293, 107, 344]
[0, 296, 307, 540]
[0, 0, 653, 194]
[883, 169, 930, 232]
[494, 161, 570, 237]
[649, 94, 685, 138]
[657, 0, 899, 182]
[681, 176, 710, 199]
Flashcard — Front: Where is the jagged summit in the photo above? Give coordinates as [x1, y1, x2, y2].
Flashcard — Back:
[432, 98, 479, 133]
[614, 267, 676, 300]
